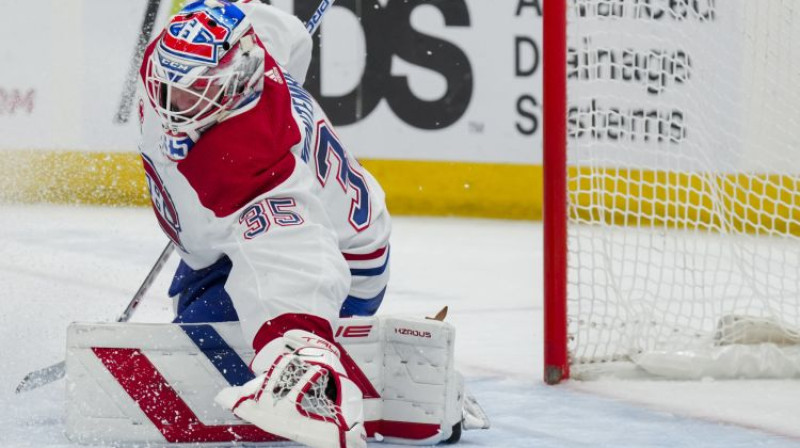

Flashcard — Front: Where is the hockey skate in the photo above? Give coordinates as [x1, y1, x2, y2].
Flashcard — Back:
[216, 330, 366, 448]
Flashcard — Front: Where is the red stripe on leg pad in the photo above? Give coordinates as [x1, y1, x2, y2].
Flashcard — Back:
[92, 347, 281, 444]
[92, 347, 440, 443]
[365, 420, 442, 440]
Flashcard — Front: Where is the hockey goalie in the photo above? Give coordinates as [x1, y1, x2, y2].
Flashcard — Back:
[64, 1, 488, 447]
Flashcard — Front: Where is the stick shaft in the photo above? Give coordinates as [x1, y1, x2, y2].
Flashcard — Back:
[15, 242, 174, 394]
[305, 0, 336, 35]
[114, 0, 162, 124]
[117, 242, 174, 323]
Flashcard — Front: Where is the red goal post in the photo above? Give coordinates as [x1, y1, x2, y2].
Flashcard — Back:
[543, 0, 569, 385]
[543, 0, 800, 384]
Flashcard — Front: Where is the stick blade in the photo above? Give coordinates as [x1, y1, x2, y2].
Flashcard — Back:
[15, 361, 66, 394]
[426, 306, 449, 322]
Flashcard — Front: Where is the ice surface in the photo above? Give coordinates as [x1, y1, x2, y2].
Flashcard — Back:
[1, 204, 799, 447]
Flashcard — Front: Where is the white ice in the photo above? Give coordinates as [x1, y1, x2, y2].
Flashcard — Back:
[1, 204, 800, 447]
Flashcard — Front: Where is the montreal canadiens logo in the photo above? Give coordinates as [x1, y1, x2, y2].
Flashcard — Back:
[141, 154, 185, 251]
[161, 11, 231, 64]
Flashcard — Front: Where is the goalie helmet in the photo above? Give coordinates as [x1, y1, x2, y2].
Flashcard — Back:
[144, 0, 265, 147]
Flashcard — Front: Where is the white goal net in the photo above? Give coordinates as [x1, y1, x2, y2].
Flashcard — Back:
[564, 0, 800, 379]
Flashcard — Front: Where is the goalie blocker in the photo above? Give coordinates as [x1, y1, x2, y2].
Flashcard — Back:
[66, 315, 488, 445]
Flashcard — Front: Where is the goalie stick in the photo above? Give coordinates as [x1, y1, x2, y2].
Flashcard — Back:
[17, 0, 338, 395]
[15, 242, 175, 393]
[304, 0, 334, 35]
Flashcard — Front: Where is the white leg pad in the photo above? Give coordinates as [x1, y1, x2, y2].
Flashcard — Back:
[65, 316, 478, 445]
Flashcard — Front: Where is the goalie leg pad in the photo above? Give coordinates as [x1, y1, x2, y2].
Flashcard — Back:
[66, 316, 488, 445]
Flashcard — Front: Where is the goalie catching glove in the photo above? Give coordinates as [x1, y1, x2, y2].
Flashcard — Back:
[215, 330, 367, 448]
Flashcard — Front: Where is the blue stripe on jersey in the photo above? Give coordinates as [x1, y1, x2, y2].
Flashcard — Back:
[349, 248, 390, 277]
[180, 324, 255, 386]
[285, 73, 314, 162]
[339, 287, 386, 318]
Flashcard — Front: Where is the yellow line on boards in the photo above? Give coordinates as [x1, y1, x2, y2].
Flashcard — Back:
[0, 151, 149, 206]
[360, 159, 543, 220]
[0, 151, 543, 220]
[2, 150, 798, 235]
[568, 167, 800, 237]
[169, 0, 184, 16]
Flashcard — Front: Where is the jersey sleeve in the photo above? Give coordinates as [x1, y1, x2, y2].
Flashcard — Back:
[239, 2, 313, 84]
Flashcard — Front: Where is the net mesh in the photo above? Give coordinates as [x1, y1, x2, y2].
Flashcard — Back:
[566, 0, 800, 377]
[271, 356, 340, 422]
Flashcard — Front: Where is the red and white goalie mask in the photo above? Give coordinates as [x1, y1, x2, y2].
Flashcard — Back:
[144, 0, 265, 145]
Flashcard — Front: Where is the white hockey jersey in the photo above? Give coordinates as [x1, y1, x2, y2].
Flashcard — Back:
[137, 3, 391, 350]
